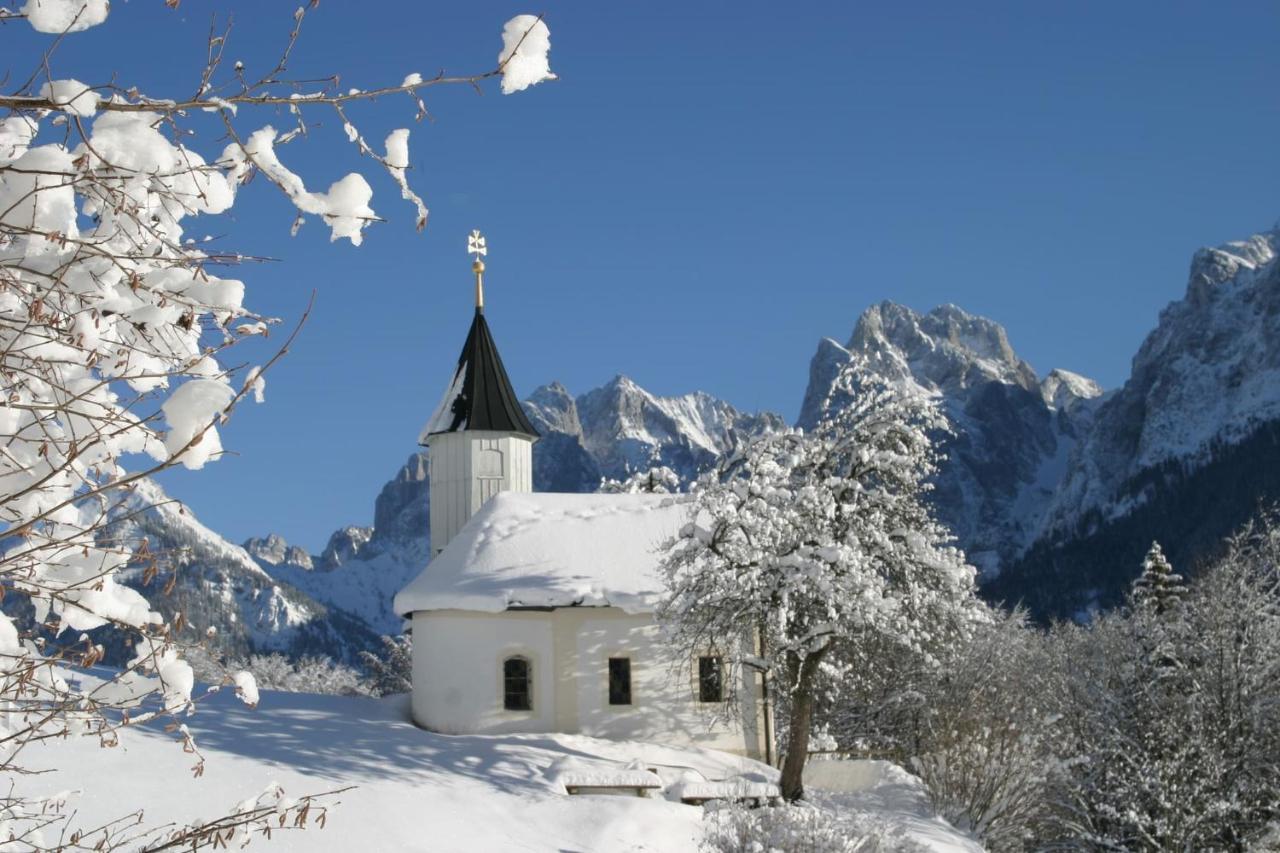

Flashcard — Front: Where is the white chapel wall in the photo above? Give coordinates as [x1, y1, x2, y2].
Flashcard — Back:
[411, 607, 768, 759]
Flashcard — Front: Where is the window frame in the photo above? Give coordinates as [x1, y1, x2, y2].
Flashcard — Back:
[607, 657, 632, 706]
[503, 655, 532, 712]
[697, 655, 724, 703]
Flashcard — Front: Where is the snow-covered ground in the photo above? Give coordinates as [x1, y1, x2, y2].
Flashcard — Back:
[25, 688, 979, 851]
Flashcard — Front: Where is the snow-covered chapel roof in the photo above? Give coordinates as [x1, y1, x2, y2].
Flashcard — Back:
[393, 492, 690, 616]
[419, 307, 539, 442]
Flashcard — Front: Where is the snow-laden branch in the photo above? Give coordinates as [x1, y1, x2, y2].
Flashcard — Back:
[0, 3, 556, 847]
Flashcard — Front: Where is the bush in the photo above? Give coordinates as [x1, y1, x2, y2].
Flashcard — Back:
[701, 800, 928, 853]
[234, 653, 368, 696]
[359, 634, 412, 696]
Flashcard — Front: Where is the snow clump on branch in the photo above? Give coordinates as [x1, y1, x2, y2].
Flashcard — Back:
[21, 0, 109, 33]
[499, 15, 556, 94]
[38, 78, 98, 116]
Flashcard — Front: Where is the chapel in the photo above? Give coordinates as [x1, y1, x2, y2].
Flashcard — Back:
[393, 234, 771, 759]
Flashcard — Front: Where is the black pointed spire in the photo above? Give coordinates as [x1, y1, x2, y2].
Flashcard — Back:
[421, 307, 539, 442]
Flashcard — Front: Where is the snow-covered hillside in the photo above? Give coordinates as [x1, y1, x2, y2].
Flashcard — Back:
[27, 686, 978, 852]
[252, 453, 429, 638]
[110, 479, 378, 664]
[798, 302, 1102, 577]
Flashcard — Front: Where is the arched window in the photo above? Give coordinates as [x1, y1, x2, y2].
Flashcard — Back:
[503, 656, 532, 711]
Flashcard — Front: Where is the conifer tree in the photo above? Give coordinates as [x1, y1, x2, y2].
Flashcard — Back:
[1131, 541, 1187, 616]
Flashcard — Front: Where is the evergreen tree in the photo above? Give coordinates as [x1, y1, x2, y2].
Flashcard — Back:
[1132, 541, 1187, 616]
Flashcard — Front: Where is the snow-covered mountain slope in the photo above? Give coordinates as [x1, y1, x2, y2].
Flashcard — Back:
[534, 375, 785, 487]
[236, 220, 1280, 629]
[110, 479, 378, 663]
[1044, 224, 1280, 535]
[989, 222, 1280, 618]
[31, 685, 978, 852]
[253, 453, 429, 638]
[798, 302, 1102, 577]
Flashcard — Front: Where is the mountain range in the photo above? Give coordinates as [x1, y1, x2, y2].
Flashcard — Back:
[115, 218, 1280, 661]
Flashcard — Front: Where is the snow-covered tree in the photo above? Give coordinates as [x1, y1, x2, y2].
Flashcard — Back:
[0, 3, 553, 847]
[906, 608, 1060, 851]
[360, 634, 413, 697]
[657, 358, 980, 801]
[1042, 514, 1280, 850]
[599, 465, 681, 494]
[237, 653, 368, 696]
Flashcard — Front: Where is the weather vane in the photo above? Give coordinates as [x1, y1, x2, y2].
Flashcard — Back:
[468, 229, 487, 311]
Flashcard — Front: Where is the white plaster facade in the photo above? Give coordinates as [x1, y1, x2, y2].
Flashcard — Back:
[426, 430, 532, 556]
[411, 607, 770, 758]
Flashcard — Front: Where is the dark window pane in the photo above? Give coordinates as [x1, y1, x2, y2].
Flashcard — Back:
[504, 657, 531, 711]
[698, 656, 723, 703]
[608, 658, 631, 705]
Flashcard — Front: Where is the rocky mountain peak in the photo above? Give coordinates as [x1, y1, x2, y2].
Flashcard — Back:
[847, 301, 1039, 395]
[524, 381, 584, 437]
[317, 525, 374, 571]
[575, 376, 783, 481]
[243, 533, 314, 570]
[1040, 369, 1104, 413]
[1044, 222, 1280, 537]
[1184, 229, 1278, 308]
[800, 301, 1100, 578]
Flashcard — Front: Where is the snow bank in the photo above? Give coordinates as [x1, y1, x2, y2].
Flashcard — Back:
[805, 760, 984, 853]
[394, 492, 691, 615]
[21, 688, 974, 851]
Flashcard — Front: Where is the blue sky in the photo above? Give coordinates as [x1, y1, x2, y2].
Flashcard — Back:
[12, 1, 1278, 551]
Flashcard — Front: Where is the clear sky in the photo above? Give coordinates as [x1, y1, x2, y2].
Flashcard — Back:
[11, 1, 1278, 552]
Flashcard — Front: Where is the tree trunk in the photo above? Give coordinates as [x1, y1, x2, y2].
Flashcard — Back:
[779, 651, 823, 802]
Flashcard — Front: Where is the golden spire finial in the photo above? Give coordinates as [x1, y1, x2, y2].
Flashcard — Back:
[467, 229, 488, 311]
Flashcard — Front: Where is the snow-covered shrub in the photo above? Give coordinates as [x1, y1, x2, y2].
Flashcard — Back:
[907, 609, 1059, 852]
[599, 464, 682, 494]
[1041, 514, 1280, 850]
[0, 3, 553, 847]
[360, 633, 413, 696]
[701, 800, 928, 853]
[236, 653, 368, 697]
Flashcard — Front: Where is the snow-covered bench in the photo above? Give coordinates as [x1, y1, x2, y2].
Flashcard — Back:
[549, 757, 663, 797]
[643, 764, 781, 806]
[665, 773, 780, 806]
[670, 778, 778, 804]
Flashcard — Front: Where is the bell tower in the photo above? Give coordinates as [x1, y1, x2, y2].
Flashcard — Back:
[420, 231, 539, 556]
